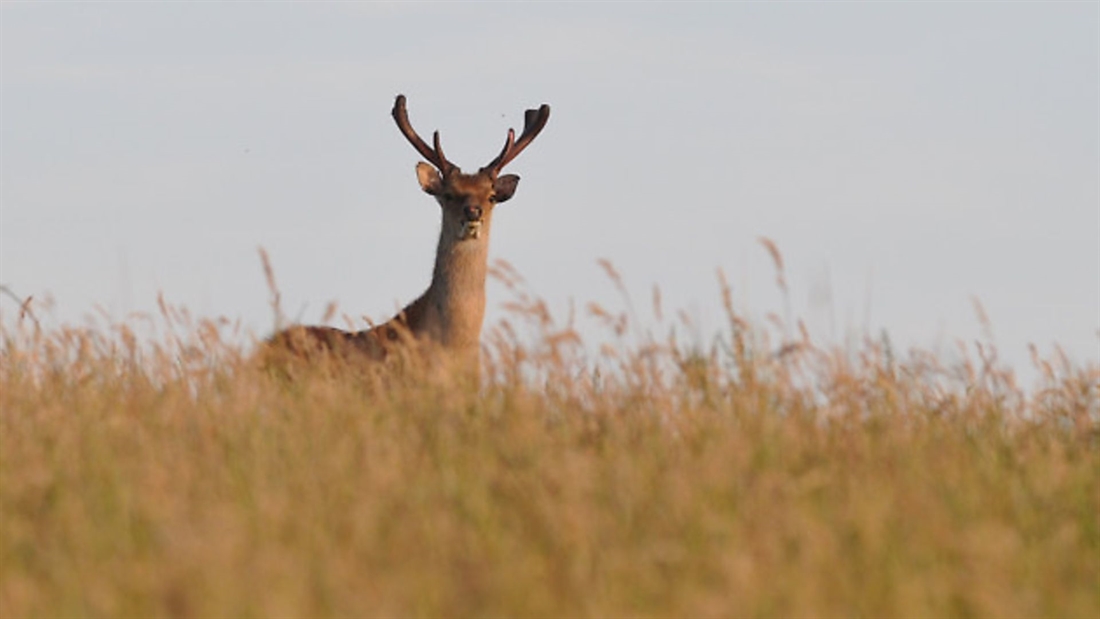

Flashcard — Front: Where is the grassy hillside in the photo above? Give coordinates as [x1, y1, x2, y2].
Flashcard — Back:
[1, 266, 1096, 618]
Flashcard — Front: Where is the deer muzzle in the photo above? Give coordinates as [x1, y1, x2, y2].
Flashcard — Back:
[459, 220, 482, 240]
[459, 205, 483, 240]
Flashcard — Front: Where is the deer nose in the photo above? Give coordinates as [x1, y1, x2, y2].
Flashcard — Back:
[464, 205, 482, 221]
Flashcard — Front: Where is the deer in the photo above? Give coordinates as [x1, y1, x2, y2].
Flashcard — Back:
[264, 94, 550, 380]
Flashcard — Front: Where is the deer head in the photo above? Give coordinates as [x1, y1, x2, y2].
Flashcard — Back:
[392, 94, 550, 241]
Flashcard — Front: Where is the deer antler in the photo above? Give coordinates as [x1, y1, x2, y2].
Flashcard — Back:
[392, 94, 454, 175]
[482, 104, 551, 175]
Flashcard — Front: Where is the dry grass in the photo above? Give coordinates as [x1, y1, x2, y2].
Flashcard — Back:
[1, 254, 1097, 619]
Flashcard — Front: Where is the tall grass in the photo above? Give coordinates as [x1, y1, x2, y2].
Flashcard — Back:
[1, 254, 1097, 618]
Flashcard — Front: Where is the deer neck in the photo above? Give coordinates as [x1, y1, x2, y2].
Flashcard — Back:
[421, 217, 491, 349]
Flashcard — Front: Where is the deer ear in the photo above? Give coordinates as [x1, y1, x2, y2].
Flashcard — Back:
[493, 174, 520, 203]
[416, 162, 442, 195]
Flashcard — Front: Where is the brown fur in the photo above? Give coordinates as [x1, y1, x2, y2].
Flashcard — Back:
[263, 96, 547, 380]
[264, 169, 503, 378]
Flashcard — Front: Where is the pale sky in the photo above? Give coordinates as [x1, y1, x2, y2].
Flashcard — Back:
[2, 2, 1097, 381]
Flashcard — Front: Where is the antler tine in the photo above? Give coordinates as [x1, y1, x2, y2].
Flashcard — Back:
[482, 104, 551, 174]
[484, 128, 516, 174]
[432, 131, 449, 171]
[502, 104, 550, 168]
[392, 94, 453, 174]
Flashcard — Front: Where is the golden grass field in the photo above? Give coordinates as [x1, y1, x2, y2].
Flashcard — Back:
[1, 255, 1097, 618]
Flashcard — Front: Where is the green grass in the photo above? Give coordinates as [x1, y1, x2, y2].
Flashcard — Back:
[1, 266, 1097, 618]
